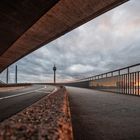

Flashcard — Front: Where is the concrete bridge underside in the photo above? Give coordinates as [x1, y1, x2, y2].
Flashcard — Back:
[0, 0, 128, 72]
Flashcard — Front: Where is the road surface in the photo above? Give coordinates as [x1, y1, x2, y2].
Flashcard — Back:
[67, 87, 140, 140]
[0, 85, 55, 122]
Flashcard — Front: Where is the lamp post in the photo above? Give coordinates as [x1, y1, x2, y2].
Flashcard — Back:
[6, 67, 9, 84]
[15, 65, 17, 84]
[53, 65, 56, 84]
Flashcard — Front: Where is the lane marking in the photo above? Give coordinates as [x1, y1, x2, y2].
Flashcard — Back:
[35, 91, 52, 93]
[45, 87, 58, 98]
[0, 86, 47, 100]
[0, 86, 58, 101]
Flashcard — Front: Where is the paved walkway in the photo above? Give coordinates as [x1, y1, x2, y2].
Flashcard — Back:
[67, 87, 140, 140]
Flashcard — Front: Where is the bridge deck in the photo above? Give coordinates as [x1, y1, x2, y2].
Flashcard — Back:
[67, 87, 140, 140]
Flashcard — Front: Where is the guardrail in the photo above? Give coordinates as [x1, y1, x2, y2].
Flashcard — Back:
[65, 63, 140, 96]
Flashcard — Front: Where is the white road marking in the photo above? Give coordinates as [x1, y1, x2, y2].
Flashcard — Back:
[45, 87, 58, 98]
[0, 86, 48, 100]
[35, 91, 51, 93]
[0, 86, 58, 101]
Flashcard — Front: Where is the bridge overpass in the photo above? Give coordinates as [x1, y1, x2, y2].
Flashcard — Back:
[0, 0, 128, 72]
[1, 0, 140, 139]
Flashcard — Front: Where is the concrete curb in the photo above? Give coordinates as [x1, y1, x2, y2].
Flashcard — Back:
[57, 87, 73, 140]
[0, 86, 73, 140]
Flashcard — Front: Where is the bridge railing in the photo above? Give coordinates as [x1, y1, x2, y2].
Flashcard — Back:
[66, 63, 140, 96]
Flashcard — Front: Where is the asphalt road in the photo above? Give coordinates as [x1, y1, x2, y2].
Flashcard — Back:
[67, 87, 140, 140]
[0, 85, 55, 122]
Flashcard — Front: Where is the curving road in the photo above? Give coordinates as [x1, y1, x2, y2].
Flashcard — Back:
[0, 85, 55, 122]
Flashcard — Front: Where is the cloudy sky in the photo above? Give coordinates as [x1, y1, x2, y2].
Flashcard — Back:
[0, 0, 140, 83]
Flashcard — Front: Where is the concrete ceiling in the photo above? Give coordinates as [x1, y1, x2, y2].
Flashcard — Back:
[0, 0, 128, 72]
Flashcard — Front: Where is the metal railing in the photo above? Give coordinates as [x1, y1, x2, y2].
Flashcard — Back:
[66, 63, 140, 96]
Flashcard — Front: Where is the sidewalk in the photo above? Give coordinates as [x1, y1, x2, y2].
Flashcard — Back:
[67, 87, 140, 140]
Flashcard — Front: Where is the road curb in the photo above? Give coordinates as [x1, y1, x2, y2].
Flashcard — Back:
[57, 87, 73, 140]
